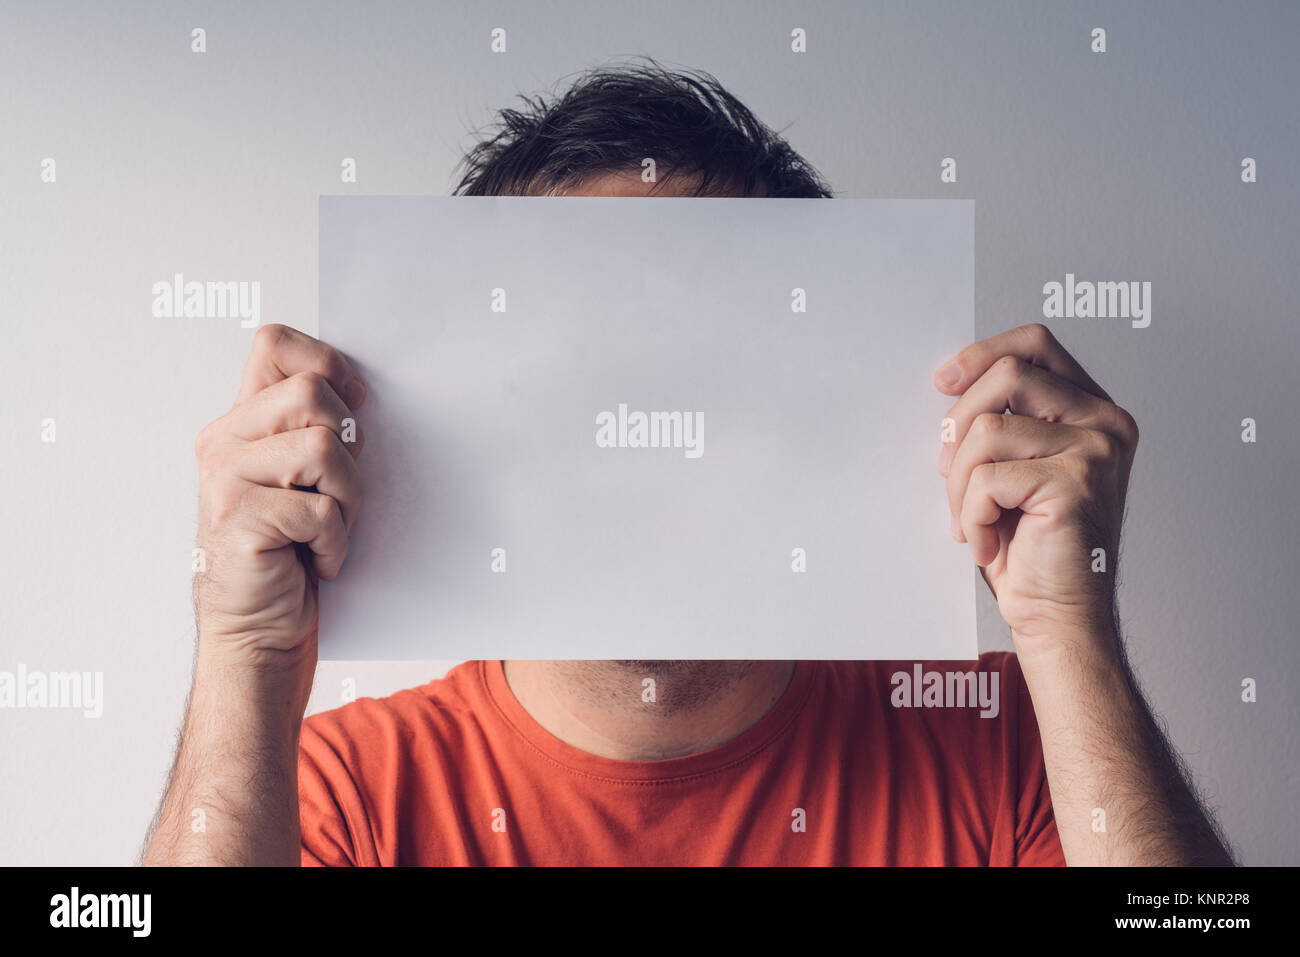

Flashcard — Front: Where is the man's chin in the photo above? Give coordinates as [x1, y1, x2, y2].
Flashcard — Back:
[612, 659, 693, 672]
[610, 660, 755, 676]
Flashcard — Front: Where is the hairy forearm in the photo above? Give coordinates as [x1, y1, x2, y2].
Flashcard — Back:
[1018, 630, 1234, 866]
[142, 645, 309, 866]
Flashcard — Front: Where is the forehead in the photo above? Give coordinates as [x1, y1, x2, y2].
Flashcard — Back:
[547, 170, 744, 198]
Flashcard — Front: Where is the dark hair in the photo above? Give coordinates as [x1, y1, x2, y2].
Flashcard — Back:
[453, 60, 832, 198]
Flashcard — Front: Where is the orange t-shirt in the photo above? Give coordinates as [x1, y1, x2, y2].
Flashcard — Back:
[298, 652, 1065, 865]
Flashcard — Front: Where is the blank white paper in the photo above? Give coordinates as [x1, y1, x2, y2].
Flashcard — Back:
[318, 196, 974, 660]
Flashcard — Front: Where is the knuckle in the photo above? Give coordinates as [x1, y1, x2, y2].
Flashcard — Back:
[1113, 406, 1140, 447]
[196, 446, 226, 484]
[1091, 429, 1122, 465]
[204, 482, 246, 532]
[253, 322, 288, 354]
[322, 349, 349, 383]
[1021, 322, 1054, 348]
[195, 422, 231, 478]
[292, 370, 328, 406]
[969, 461, 995, 491]
[971, 411, 1004, 437]
[993, 354, 1025, 380]
[313, 492, 341, 525]
[1017, 323, 1058, 360]
[304, 424, 337, 460]
[194, 421, 217, 461]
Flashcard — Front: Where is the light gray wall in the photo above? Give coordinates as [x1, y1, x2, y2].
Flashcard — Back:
[1, 0, 1295, 864]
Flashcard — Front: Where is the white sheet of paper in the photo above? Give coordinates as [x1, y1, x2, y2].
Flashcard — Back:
[318, 196, 974, 660]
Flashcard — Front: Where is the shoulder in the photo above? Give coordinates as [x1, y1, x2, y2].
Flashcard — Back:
[812, 652, 1055, 864]
[813, 651, 1027, 713]
[296, 663, 496, 866]
[299, 661, 490, 769]
[808, 651, 1037, 766]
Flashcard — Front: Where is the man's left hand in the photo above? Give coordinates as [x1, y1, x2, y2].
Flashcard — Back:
[934, 322, 1139, 657]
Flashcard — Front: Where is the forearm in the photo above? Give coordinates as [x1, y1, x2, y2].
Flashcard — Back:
[1018, 629, 1234, 866]
[142, 643, 310, 866]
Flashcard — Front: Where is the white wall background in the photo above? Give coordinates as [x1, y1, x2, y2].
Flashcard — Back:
[1, 0, 1296, 864]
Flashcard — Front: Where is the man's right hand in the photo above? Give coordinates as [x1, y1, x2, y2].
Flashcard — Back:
[194, 324, 366, 665]
[143, 324, 366, 866]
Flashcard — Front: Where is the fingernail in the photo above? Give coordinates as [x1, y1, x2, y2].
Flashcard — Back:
[950, 514, 965, 542]
[343, 376, 367, 407]
[939, 443, 955, 475]
[936, 362, 961, 389]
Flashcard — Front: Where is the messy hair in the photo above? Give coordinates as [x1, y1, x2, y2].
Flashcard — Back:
[453, 59, 832, 198]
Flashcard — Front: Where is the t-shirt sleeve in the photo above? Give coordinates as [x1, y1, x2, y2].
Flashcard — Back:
[1008, 655, 1067, 866]
[297, 715, 373, 867]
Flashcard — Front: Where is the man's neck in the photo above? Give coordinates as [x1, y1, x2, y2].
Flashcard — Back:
[502, 660, 796, 761]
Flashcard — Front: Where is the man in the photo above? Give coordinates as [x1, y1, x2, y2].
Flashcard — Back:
[143, 63, 1233, 866]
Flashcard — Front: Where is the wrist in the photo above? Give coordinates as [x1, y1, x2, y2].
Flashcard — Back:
[1011, 618, 1128, 689]
[193, 637, 315, 739]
